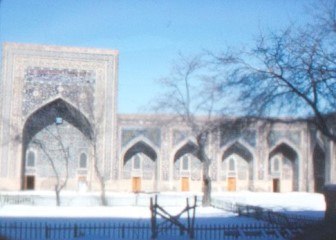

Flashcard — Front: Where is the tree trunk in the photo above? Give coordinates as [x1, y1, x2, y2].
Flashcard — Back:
[197, 133, 212, 207]
[100, 180, 108, 206]
[202, 159, 212, 206]
[95, 171, 107, 206]
[93, 143, 108, 206]
[55, 186, 61, 207]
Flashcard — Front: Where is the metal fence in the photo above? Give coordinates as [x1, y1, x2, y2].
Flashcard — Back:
[0, 221, 295, 240]
[0, 222, 147, 240]
[0, 193, 202, 207]
[0, 195, 35, 206]
[235, 204, 323, 228]
[0, 196, 323, 239]
[211, 198, 323, 229]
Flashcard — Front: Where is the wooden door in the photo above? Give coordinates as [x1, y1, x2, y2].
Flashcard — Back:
[227, 177, 236, 191]
[132, 177, 141, 192]
[273, 178, 280, 192]
[181, 177, 189, 191]
[25, 176, 35, 190]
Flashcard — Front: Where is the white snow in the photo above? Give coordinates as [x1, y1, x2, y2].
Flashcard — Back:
[0, 191, 326, 240]
[212, 191, 326, 212]
[0, 191, 325, 218]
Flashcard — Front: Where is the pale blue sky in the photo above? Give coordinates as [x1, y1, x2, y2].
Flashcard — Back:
[0, 0, 313, 113]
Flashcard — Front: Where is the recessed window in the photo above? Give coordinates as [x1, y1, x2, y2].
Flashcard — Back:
[133, 155, 141, 170]
[229, 158, 235, 171]
[26, 151, 35, 167]
[182, 155, 189, 171]
[79, 153, 87, 169]
[273, 157, 280, 172]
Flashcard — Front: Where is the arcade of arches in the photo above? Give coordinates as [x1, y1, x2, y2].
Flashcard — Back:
[0, 43, 335, 194]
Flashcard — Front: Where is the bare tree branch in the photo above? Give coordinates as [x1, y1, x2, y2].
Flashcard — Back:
[31, 125, 69, 206]
[212, 1, 336, 142]
[152, 53, 223, 206]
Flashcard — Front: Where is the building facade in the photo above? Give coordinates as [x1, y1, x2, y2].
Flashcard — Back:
[0, 43, 334, 193]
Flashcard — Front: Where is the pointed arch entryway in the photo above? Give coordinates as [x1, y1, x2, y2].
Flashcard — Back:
[173, 140, 202, 192]
[21, 98, 93, 190]
[269, 142, 299, 192]
[122, 138, 158, 192]
[221, 141, 254, 191]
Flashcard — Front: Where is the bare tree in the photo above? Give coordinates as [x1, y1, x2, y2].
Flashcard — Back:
[90, 120, 108, 206]
[153, 54, 221, 206]
[31, 125, 69, 206]
[82, 98, 110, 206]
[309, 0, 336, 34]
[212, 0, 336, 142]
[21, 99, 91, 206]
[73, 96, 108, 206]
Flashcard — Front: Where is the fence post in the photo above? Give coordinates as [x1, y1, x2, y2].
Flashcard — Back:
[121, 224, 125, 239]
[190, 196, 197, 240]
[237, 204, 242, 216]
[45, 224, 49, 239]
[150, 196, 157, 240]
[74, 224, 78, 238]
[186, 197, 190, 237]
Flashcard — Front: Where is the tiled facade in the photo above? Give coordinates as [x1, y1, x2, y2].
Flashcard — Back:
[0, 43, 334, 193]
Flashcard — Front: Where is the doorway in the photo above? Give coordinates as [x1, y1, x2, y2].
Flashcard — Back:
[227, 177, 236, 191]
[78, 176, 88, 192]
[25, 176, 35, 190]
[181, 177, 189, 191]
[273, 178, 280, 192]
[132, 177, 141, 192]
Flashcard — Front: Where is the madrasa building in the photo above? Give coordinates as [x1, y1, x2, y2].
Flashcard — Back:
[0, 42, 334, 194]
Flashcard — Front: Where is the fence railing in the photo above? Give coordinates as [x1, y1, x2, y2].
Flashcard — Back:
[0, 220, 294, 240]
[0, 196, 323, 239]
[0, 192, 203, 207]
[0, 195, 35, 206]
[211, 198, 323, 229]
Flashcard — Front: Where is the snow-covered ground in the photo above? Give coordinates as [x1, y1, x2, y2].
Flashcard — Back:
[213, 191, 325, 210]
[0, 191, 326, 240]
[0, 191, 325, 217]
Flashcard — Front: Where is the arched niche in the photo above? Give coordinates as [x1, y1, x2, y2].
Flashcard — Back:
[23, 98, 93, 146]
[122, 140, 158, 191]
[173, 141, 202, 183]
[173, 141, 198, 162]
[21, 98, 93, 190]
[222, 141, 253, 162]
[221, 142, 254, 190]
[123, 141, 157, 164]
[269, 142, 299, 191]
